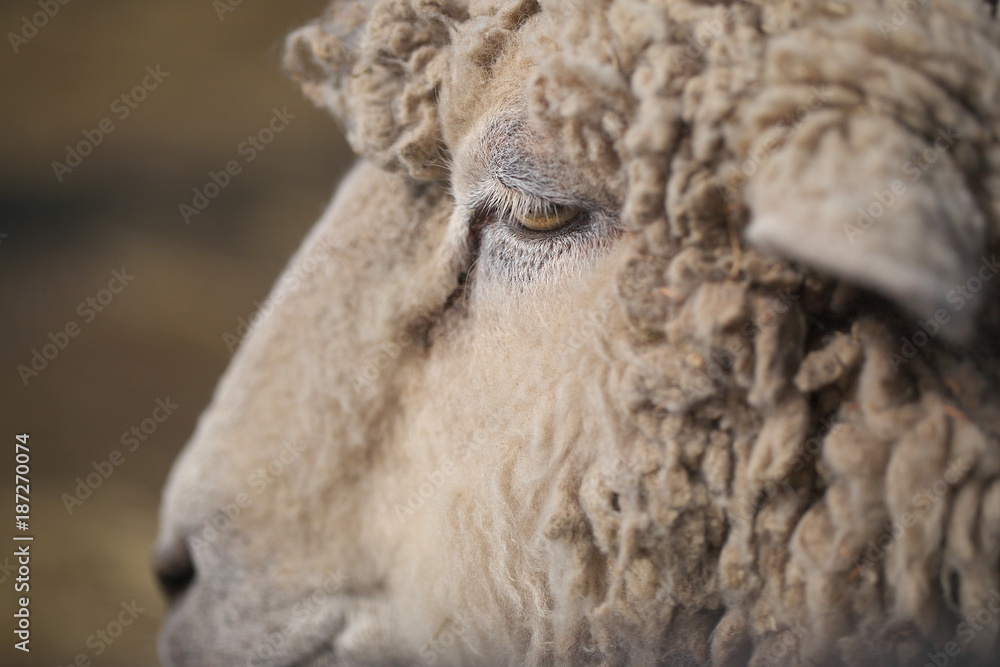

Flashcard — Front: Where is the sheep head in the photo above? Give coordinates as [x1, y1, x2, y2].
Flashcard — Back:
[157, 1, 1000, 665]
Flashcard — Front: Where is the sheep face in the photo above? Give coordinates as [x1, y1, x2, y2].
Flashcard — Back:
[156, 12, 633, 664]
[156, 1, 1000, 665]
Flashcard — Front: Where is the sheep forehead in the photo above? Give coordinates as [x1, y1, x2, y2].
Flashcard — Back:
[451, 113, 565, 205]
[447, 82, 617, 215]
[440, 16, 541, 144]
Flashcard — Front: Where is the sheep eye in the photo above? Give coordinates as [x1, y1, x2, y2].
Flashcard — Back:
[514, 204, 581, 232]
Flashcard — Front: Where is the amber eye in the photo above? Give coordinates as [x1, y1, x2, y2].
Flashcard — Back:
[514, 204, 581, 231]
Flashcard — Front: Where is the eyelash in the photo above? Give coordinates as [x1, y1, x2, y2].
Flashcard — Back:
[460, 181, 620, 282]
[474, 186, 584, 235]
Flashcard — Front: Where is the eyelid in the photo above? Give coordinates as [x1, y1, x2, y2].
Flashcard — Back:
[473, 184, 581, 232]
[516, 204, 580, 231]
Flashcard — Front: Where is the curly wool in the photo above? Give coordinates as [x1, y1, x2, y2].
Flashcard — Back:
[285, 0, 547, 179]
[285, 1, 1000, 664]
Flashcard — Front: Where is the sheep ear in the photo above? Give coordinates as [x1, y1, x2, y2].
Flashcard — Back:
[284, 2, 457, 179]
[743, 114, 988, 341]
[283, 2, 375, 125]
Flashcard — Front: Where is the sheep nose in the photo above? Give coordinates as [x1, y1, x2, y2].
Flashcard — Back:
[153, 538, 196, 604]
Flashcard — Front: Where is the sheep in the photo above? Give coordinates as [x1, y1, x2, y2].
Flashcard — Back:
[155, 0, 1000, 665]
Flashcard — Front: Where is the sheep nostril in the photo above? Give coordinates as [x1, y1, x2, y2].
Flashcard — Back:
[153, 539, 196, 603]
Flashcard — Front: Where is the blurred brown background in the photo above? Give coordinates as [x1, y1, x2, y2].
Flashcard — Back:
[0, 1, 352, 664]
